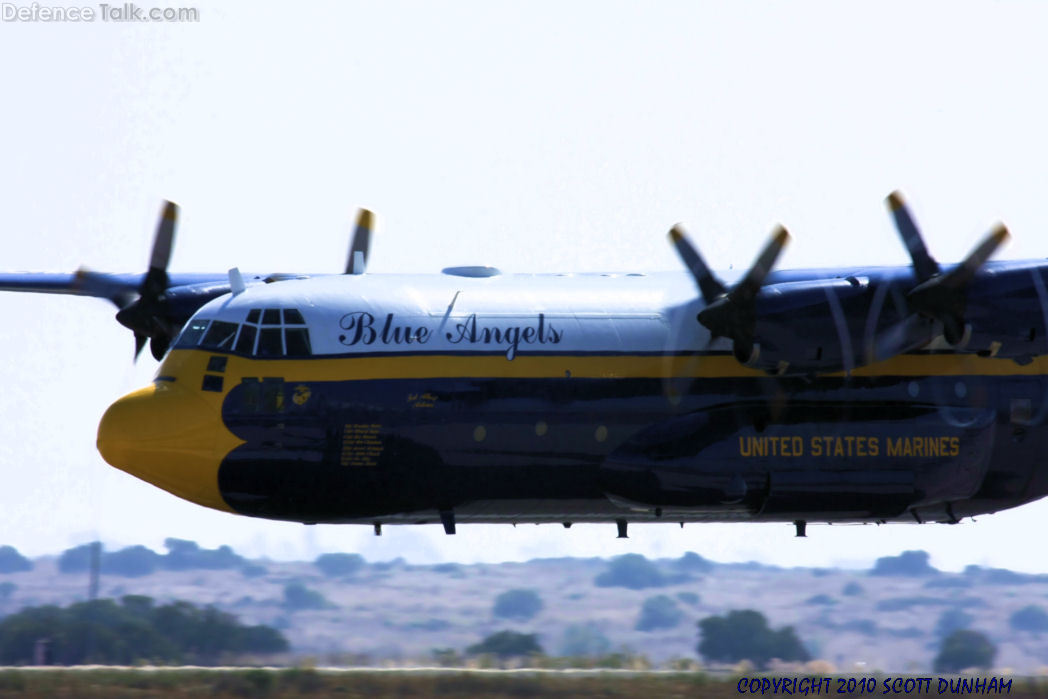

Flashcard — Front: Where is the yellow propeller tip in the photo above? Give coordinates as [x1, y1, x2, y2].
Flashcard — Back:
[886, 191, 906, 211]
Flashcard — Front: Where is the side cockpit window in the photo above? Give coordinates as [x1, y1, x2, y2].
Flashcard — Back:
[200, 321, 239, 350]
[174, 319, 210, 349]
[173, 308, 312, 357]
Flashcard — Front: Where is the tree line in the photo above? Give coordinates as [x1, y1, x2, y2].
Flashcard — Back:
[0, 595, 287, 665]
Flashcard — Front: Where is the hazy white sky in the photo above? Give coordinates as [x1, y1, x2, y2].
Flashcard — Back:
[2, 1, 1048, 571]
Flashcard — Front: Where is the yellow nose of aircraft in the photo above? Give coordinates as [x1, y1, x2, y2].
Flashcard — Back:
[97, 382, 236, 513]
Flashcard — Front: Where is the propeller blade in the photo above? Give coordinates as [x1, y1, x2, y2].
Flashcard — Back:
[865, 314, 935, 365]
[949, 223, 1010, 288]
[886, 191, 939, 282]
[150, 201, 177, 273]
[731, 225, 790, 304]
[150, 335, 170, 361]
[670, 224, 789, 367]
[667, 224, 725, 304]
[134, 332, 148, 360]
[141, 201, 178, 298]
[346, 208, 375, 275]
[889, 190, 1010, 347]
[73, 268, 137, 309]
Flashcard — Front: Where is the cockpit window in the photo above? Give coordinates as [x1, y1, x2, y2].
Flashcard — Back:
[177, 308, 311, 357]
[284, 327, 311, 355]
[234, 324, 257, 354]
[257, 328, 283, 356]
[200, 321, 239, 350]
[174, 319, 210, 348]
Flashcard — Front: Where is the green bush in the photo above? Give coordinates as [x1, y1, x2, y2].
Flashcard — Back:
[314, 553, 366, 577]
[842, 582, 864, 596]
[674, 552, 713, 573]
[0, 582, 15, 601]
[282, 583, 333, 611]
[0, 546, 32, 574]
[935, 609, 974, 638]
[933, 629, 996, 672]
[162, 539, 244, 570]
[104, 546, 161, 577]
[558, 624, 611, 657]
[594, 554, 668, 589]
[697, 610, 809, 669]
[636, 595, 683, 631]
[493, 589, 543, 621]
[1009, 605, 1048, 632]
[869, 550, 938, 577]
[0, 596, 287, 665]
[467, 630, 543, 658]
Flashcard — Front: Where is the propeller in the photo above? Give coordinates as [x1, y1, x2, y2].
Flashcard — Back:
[112, 201, 179, 360]
[345, 208, 375, 275]
[669, 224, 791, 364]
[885, 191, 1009, 345]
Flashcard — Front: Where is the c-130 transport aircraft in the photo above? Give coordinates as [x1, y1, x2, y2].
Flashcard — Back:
[1, 192, 1044, 538]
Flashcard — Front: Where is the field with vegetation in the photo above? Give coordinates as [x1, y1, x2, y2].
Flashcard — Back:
[2, 542, 1047, 672]
[0, 669, 1042, 699]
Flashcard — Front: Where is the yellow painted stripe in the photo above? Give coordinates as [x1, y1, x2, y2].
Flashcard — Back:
[161, 350, 1048, 382]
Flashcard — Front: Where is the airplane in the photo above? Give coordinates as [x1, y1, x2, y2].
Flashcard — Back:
[1, 192, 1044, 539]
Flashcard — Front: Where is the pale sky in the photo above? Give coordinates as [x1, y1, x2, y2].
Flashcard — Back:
[2, 1, 1048, 571]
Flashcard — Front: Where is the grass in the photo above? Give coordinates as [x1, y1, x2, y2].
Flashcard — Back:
[0, 669, 1040, 698]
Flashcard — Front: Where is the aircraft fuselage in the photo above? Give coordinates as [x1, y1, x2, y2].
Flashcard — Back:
[95, 265, 1048, 529]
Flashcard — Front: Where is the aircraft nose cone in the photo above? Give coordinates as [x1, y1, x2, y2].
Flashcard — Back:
[97, 382, 233, 512]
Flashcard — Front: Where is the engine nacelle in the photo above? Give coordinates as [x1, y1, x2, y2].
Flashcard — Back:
[732, 276, 929, 375]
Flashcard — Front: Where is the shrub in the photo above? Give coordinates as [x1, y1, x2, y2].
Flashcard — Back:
[933, 629, 996, 672]
[282, 583, 332, 611]
[162, 539, 243, 570]
[697, 610, 809, 669]
[842, 582, 864, 596]
[557, 624, 611, 657]
[0, 596, 287, 664]
[492, 589, 543, 621]
[314, 553, 365, 577]
[869, 550, 937, 577]
[240, 563, 268, 578]
[935, 609, 975, 638]
[594, 554, 668, 589]
[674, 552, 714, 573]
[636, 595, 682, 632]
[676, 591, 701, 606]
[57, 542, 99, 573]
[0, 547, 32, 574]
[1009, 605, 1048, 632]
[466, 630, 543, 658]
[104, 546, 161, 577]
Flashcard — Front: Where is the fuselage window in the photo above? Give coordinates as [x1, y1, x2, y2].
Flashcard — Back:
[257, 327, 284, 356]
[234, 324, 258, 355]
[200, 321, 239, 350]
[175, 319, 210, 348]
[262, 308, 282, 325]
